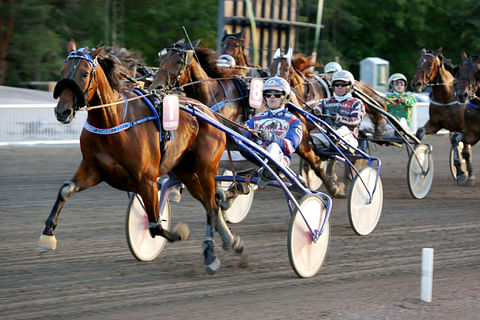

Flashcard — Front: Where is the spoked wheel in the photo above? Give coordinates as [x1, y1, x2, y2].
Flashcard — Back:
[407, 144, 434, 199]
[288, 194, 329, 278]
[219, 170, 255, 224]
[299, 158, 323, 190]
[126, 192, 171, 261]
[348, 167, 383, 236]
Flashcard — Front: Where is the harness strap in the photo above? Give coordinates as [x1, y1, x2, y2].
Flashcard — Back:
[467, 100, 480, 110]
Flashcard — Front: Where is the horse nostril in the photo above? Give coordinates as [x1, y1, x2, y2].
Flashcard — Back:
[62, 109, 72, 119]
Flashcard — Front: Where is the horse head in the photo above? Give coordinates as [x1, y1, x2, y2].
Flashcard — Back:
[149, 39, 200, 90]
[220, 29, 245, 61]
[53, 40, 104, 124]
[411, 48, 442, 92]
[270, 47, 293, 79]
[454, 52, 480, 104]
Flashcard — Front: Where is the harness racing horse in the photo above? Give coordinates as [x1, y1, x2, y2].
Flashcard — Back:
[38, 40, 245, 274]
[219, 29, 269, 78]
[411, 48, 465, 138]
[451, 52, 480, 185]
[150, 39, 251, 123]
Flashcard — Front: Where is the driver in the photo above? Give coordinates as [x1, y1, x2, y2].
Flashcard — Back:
[243, 77, 303, 189]
[311, 70, 365, 196]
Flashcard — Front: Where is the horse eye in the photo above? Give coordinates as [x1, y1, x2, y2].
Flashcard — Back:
[82, 72, 89, 78]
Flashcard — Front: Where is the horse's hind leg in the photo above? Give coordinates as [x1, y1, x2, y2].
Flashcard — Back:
[451, 132, 469, 185]
[39, 161, 101, 252]
[462, 144, 475, 186]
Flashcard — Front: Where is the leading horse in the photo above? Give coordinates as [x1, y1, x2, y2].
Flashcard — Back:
[452, 52, 480, 185]
[38, 40, 244, 274]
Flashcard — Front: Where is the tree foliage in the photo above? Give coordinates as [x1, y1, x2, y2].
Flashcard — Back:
[2, 0, 480, 87]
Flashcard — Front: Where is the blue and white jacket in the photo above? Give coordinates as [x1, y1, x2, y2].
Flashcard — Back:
[243, 105, 303, 161]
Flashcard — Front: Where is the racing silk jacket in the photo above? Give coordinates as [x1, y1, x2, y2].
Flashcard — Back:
[243, 106, 303, 162]
[384, 92, 416, 126]
[314, 95, 365, 137]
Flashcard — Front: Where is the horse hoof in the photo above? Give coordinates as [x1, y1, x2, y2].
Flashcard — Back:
[38, 234, 57, 252]
[457, 173, 469, 185]
[238, 253, 249, 268]
[174, 223, 190, 241]
[467, 175, 476, 186]
[232, 236, 244, 254]
[205, 257, 221, 275]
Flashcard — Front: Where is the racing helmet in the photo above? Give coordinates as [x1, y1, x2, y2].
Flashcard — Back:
[263, 77, 291, 97]
[332, 70, 355, 85]
[388, 73, 408, 90]
[324, 61, 342, 74]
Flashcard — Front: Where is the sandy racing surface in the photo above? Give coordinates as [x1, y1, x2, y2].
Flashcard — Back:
[1, 134, 479, 319]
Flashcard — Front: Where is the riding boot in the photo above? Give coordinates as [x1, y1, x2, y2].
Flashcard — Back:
[257, 167, 274, 190]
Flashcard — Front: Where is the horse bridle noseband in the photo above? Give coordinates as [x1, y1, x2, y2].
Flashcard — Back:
[158, 46, 194, 89]
[53, 48, 99, 109]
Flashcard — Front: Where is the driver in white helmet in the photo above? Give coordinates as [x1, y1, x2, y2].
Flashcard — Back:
[243, 77, 303, 189]
[323, 61, 343, 88]
[312, 70, 365, 196]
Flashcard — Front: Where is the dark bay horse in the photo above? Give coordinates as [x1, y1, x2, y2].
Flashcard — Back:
[220, 29, 268, 78]
[451, 52, 480, 185]
[38, 41, 244, 274]
[149, 39, 251, 123]
[411, 48, 465, 138]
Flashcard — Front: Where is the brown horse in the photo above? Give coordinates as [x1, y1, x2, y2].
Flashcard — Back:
[149, 39, 251, 123]
[38, 40, 244, 274]
[451, 52, 480, 185]
[220, 29, 269, 78]
[411, 48, 465, 138]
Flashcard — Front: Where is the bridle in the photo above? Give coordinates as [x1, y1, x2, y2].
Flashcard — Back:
[53, 48, 99, 109]
[417, 52, 441, 86]
[456, 58, 480, 101]
[157, 46, 194, 89]
[222, 35, 242, 61]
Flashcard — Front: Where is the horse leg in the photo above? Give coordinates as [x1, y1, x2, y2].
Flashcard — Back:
[142, 179, 189, 242]
[451, 132, 468, 185]
[462, 143, 475, 186]
[39, 161, 101, 252]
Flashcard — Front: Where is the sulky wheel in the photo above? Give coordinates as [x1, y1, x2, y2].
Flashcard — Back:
[299, 158, 323, 190]
[219, 170, 255, 224]
[288, 194, 329, 278]
[126, 192, 171, 262]
[348, 167, 383, 236]
[407, 144, 434, 199]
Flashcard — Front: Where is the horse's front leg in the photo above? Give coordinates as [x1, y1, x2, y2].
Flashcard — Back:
[451, 132, 469, 185]
[142, 179, 190, 242]
[38, 161, 101, 252]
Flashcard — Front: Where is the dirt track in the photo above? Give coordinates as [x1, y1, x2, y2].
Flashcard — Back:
[1, 134, 479, 320]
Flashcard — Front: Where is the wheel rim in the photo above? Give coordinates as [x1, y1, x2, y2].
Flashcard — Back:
[126, 192, 170, 261]
[288, 194, 329, 278]
[348, 167, 383, 236]
[224, 184, 254, 223]
[408, 144, 434, 199]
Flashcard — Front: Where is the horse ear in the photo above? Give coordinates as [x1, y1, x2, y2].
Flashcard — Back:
[461, 51, 468, 61]
[238, 29, 245, 38]
[191, 39, 201, 48]
[68, 39, 77, 53]
[421, 48, 426, 55]
[434, 47, 443, 56]
[91, 46, 104, 59]
[273, 48, 281, 59]
[223, 29, 228, 38]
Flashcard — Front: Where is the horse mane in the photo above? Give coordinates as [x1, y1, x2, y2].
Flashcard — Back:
[97, 56, 123, 92]
[195, 47, 243, 78]
[292, 53, 320, 76]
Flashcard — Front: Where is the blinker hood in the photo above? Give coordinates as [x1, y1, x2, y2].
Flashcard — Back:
[53, 78, 87, 109]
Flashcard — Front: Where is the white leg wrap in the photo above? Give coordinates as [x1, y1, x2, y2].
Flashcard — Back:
[38, 234, 57, 252]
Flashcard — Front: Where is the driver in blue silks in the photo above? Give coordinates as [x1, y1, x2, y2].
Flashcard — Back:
[243, 76, 303, 189]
